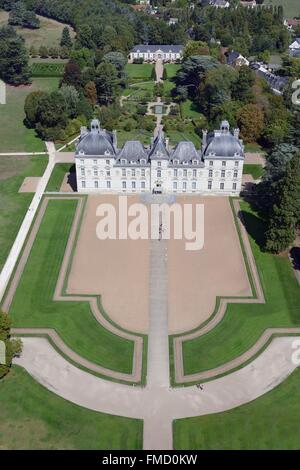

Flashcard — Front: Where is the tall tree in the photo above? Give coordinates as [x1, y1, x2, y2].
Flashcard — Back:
[265, 154, 300, 253]
[0, 26, 30, 85]
[60, 26, 72, 49]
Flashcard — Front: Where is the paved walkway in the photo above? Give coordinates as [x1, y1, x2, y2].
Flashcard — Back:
[155, 60, 164, 83]
[15, 335, 300, 449]
[147, 213, 169, 388]
[0, 142, 56, 303]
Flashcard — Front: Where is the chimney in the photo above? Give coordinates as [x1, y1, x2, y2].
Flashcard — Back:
[234, 128, 240, 139]
[202, 129, 208, 151]
[80, 126, 88, 138]
[113, 130, 118, 150]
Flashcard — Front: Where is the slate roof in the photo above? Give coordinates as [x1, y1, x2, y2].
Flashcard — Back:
[203, 122, 244, 159]
[76, 119, 115, 157]
[149, 131, 169, 160]
[117, 141, 148, 163]
[131, 44, 183, 53]
[171, 141, 201, 163]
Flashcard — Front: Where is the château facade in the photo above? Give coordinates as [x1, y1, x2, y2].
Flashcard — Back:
[75, 119, 245, 196]
[129, 45, 183, 63]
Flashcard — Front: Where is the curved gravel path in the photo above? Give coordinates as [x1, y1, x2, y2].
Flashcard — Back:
[15, 335, 300, 449]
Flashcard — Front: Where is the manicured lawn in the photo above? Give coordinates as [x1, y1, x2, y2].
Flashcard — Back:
[180, 200, 300, 377]
[125, 64, 154, 81]
[264, 0, 300, 18]
[123, 81, 155, 101]
[0, 367, 142, 450]
[166, 130, 201, 147]
[164, 64, 181, 79]
[0, 156, 47, 271]
[0, 78, 59, 153]
[9, 198, 135, 375]
[174, 366, 300, 449]
[118, 130, 152, 147]
[181, 100, 202, 119]
[46, 163, 73, 192]
[244, 142, 265, 153]
[243, 164, 265, 180]
[0, 10, 75, 48]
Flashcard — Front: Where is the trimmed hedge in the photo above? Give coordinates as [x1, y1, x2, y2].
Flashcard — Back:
[31, 62, 65, 78]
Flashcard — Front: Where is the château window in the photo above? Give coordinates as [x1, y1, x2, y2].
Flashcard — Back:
[208, 181, 212, 190]
[141, 159, 146, 165]
[221, 170, 225, 178]
[94, 169, 98, 177]
[157, 161, 162, 167]
[222, 161, 226, 167]
[141, 169, 145, 177]
[183, 169, 187, 177]
[234, 171, 238, 178]
[122, 168, 126, 177]
[192, 181, 196, 190]
[174, 169, 178, 177]
[173, 181, 177, 190]
[193, 169, 197, 178]
[82, 181, 86, 188]
[141, 181, 146, 189]
[233, 182, 237, 190]
[132, 181, 136, 189]
[107, 181, 111, 189]
[106, 159, 110, 165]
[94, 181, 99, 189]
[235, 161, 239, 167]
[183, 181, 187, 191]
[93, 160, 97, 165]
[122, 181, 126, 189]
[209, 169, 213, 178]
[132, 169, 136, 177]
[157, 169, 161, 178]
[81, 168, 85, 177]
[121, 159, 126, 165]
[220, 182, 224, 190]
[209, 161, 213, 166]
[106, 170, 111, 177]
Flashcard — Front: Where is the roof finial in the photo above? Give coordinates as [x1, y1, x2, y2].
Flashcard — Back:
[91, 119, 100, 133]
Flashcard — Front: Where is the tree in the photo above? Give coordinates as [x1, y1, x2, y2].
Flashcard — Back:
[265, 154, 300, 253]
[237, 103, 264, 142]
[183, 40, 210, 59]
[8, 1, 26, 27]
[175, 55, 220, 99]
[0, 310, 22, 379]
[39, 45, 48, 58]
[61, 59, 83, 90]
[84, 81, 97, 106]
[103, 51, 126, 72]
[60, 26, 72, 49]
[95, 62, 118, 104]
[24, 90, 46, 127]
[23, 10, 40, 29]
[232, 65, 255, 103]
[0, 26, 30, 85]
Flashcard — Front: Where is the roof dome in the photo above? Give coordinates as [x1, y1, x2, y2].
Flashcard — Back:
[76, 119, 115, 156]
[203, 122, 244, 158]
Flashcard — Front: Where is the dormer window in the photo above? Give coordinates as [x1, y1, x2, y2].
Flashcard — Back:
[121, 159, 127, 165]
[174, 159, 179, 165]
[192, 160, 198, 165]
[141, 159, 146, 165]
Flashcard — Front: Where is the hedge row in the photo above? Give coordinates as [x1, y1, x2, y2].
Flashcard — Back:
[31, 62, 65, 77]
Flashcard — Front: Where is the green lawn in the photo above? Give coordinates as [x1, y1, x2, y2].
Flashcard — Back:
[118, 129, 152, 147]
[264, 0, 300, 18]
[0, 10, 75, 48]
[243, 164, 265, 180]
[164, 64, 181, 79]
[178, 200, 300, 379]
[0, 367, 142, 450]
[46, 163, 73, 192]
[181, 100, 203, 119]
[9, 198, 135, 376]
[0, 156, 47, 271]
[0, 78, 59, 153]
[125, 64, 154, 81]
[174, 366, 300, 449]
[166, 130, 201, 147]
